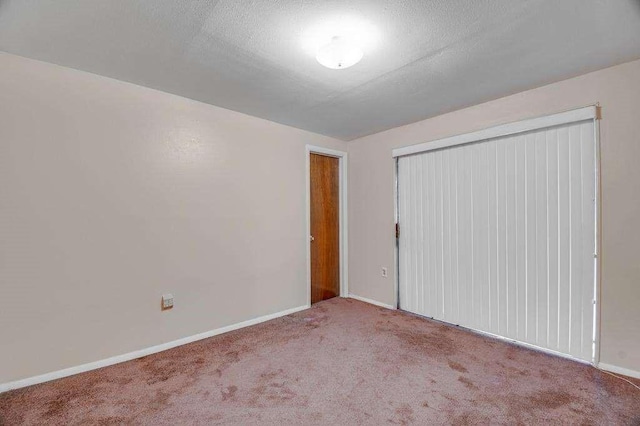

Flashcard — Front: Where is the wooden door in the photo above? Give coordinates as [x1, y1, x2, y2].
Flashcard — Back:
[310, 153, 340, 304]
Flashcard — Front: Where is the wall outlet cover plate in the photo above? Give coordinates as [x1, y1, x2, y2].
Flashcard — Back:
[162, 294, 174, 310]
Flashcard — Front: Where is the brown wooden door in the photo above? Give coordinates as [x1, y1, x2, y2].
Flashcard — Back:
[310, 153, 340, 304]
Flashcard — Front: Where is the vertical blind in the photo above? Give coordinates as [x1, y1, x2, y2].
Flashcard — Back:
[397, 115, 597, 362]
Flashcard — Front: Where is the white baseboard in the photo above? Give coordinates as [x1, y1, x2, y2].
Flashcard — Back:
[348, 294, 396, 310]
[0, 304, 310, 394]
[598, 362, 640, 380]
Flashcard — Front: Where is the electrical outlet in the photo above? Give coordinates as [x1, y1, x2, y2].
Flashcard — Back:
[381, 267, 388, 278]
[162, 293, 174, 310]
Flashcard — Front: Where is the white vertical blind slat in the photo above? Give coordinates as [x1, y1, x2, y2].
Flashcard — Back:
[547, 129, 560, 351]
[505, 137, 517, 339]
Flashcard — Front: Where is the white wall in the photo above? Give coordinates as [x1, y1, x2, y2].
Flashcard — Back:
[348, 59, 640, 374]
[0, 52, 346, 384]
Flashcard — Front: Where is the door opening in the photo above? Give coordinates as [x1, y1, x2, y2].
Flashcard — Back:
[393, 106, 600, 363]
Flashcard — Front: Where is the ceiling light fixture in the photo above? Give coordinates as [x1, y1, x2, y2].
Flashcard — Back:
[302, 15, 378, 70]
[316, 36, 363, 69]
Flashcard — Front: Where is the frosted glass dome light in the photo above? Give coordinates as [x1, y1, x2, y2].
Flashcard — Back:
[316, 36, 363, 69]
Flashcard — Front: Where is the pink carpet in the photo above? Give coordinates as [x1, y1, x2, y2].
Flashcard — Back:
[1, 298, 639, 425]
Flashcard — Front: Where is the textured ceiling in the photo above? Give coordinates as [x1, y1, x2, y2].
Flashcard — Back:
[1, 0, 640, 140]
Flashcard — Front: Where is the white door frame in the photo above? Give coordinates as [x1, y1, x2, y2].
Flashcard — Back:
[306, 145, 348, 306]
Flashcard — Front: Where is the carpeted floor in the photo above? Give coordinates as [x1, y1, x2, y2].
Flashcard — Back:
[1, 298, 639, 425]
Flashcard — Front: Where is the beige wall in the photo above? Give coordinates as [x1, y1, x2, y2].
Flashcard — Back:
[2, 50, 639, 385]
[0, 53, 346, 383]
[348, 59, 640, 373]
